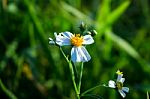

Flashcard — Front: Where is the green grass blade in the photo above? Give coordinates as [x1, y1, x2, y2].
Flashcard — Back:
[61, 2, 92, 23]
[108, 31, 140, 60]
[147, 91, 149, 99]
[0, 79, 17, 99]
[106, 0, 130, 26]
[96, 0, 130, 34]
[96, 0, 111, 23]
[23, 0, 54, 66]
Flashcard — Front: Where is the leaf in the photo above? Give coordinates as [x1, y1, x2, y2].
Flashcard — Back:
[106, 0, 130, 26]
[96, 0, 130, 34]
[23, 0, 55, 66]
[96, 0, 111, 23]
[108, 31, 140, 60]
[61, 1, 92, 23]
[6, 41, 18, 58]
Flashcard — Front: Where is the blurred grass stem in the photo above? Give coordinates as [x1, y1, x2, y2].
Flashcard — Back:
[0, 79, 17, 99]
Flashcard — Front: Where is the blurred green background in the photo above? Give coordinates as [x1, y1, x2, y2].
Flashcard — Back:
[0, 0, 150, 99]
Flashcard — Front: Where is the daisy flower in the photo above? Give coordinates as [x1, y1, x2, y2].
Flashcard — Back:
[108, 70, 129, 98]
[49, 32, 94, 62]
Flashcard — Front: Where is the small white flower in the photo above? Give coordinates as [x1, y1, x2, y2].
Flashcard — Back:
[50, 31, 94, 62]
[108, 70, 129, 98]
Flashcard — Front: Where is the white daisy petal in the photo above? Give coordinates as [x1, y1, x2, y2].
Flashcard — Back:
[79, 46, 91, 62]
[108, 80, 116, 88]
[54, 32, 58, 37]
[62, 31, 73, 39]
[122, 87, 129, 93]
[120, 78, 125, 83]
[82, 35, 94, 45]
[55, 33, 71, 46]
[118, 90, 126, 98]
[49, 38, 55, 44]
[71, 46, 91, 62]
[117, 74, 123, 82]
[49, 38, 53, 41]
[71, 47, 82, 62]
[49, 41, 55, 44]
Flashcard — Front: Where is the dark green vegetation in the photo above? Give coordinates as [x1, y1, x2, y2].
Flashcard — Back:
[0, 0, 150, 99]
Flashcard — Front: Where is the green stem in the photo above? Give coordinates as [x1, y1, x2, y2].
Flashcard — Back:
[59, 47, 79, 98]
[74, 63, 79, 78]
[81, 84, 107, 97]
[59, 47, 69, 62]
[147, 91, 149, 99]
[78, 62, 84, 94]
[68, 62, 79, 96]
[0, 79, 17, 99]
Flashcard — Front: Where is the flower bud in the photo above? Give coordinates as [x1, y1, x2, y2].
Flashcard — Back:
[79, 22, 87, 32]
[90, 30, 97, 37]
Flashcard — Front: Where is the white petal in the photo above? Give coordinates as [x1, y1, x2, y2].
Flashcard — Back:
[49, 41, 55, 44]
[71, 47, 82, 62]
[118, 90, 126, 98]
[49, 38, 53, 41]
[108, 80, 116, 88]
[62, 31, 73, 39]
[117, 74, 123, 82]
[82, 35, 94, 45]
[49, 38, 55, 44]
[55, 32, 71, 46]
[54, 32, 58, 37]
[71, 46, 91, 62]
[79, 46, 91, 62]
[120, 78, 125, 83]
[122, 87, 129, 93]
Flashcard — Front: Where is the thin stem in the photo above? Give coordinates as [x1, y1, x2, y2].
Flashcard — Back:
[0, 79, 18, 99]
[81, 84, 108, 97]
[68, 62, 79, 96]
[147, 91, 149, 99]
[78, 62, 84, 94]
[73, 63, 79, 78]
[59, 47, 69, 62]
[59, 47, 79, 98]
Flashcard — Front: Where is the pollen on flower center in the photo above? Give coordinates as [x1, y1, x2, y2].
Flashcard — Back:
[116, 82, 123, 90]
[70, 34, 83, 47]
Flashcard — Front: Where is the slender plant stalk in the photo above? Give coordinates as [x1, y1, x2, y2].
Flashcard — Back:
[78, 62, 84, 94]
[147, 91, 149, 99]
[68, 62, 80, 99]
[0, 79, 17, 99]
[59, 47, 79, 99]
[59, 47, 69, 62]
[81, 84, 107, 97]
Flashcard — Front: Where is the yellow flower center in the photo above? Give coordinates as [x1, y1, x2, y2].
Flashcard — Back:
[70, 34, 83, 47]
[116, 82, 123, 90]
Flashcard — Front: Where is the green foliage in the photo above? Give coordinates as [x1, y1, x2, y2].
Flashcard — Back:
[0, 0, 150, 99]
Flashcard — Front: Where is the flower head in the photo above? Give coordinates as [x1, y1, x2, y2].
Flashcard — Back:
[49, 31, 94, 62]
[70, 34, 83, 47]
[108, 70, 129, 98]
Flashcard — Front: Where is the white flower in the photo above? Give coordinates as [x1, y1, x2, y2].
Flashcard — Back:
[108, 70, 129, 98]
[50, 31, 94, 62]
